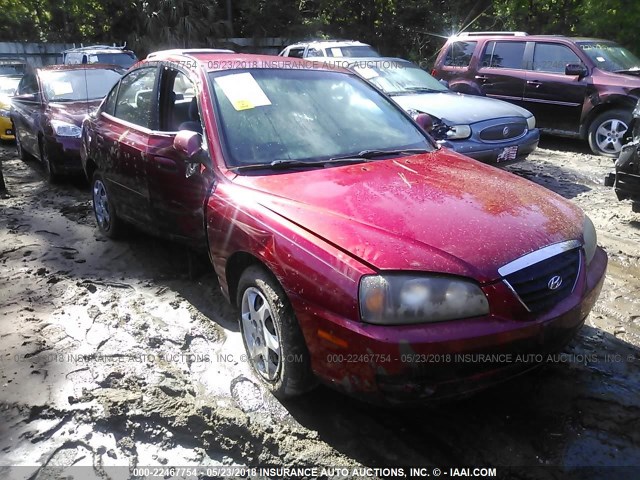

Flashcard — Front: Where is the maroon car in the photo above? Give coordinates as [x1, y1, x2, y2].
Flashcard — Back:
[11, 64, 124, 181]
[432, 32, 640, 156]
[81, 50, 607, 403]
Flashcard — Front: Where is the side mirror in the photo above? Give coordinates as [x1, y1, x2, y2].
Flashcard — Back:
[565, 64, 587, 78]
[415, 113, 433, 132]
[174, 130, 202, 158]
[12, 93, 39, 103]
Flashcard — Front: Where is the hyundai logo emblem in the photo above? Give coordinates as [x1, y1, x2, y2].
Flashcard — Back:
[502, 126, 510, 138]
[547, 275, 563, 290]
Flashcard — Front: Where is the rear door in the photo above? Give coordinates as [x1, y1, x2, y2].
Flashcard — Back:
[93, 66, 159, 225]
[523, 42, 587, 133]
[146, 67, 215, 250]
[476, 40, 527, 106]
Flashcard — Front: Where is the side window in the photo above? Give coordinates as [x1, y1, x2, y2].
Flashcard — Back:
[159, 69, 198, 132]
[113, 67, 158, 129]
[532, 43, 582, 73]
[482, 41, 526, 69]
[17, 74, 38, 95]
[102, 84, 119, 116]
[443, 41, 477, 67]
[287, 48, 305, 58]
[306, 48, 323, 58]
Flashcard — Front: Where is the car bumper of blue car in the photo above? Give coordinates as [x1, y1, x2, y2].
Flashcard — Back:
[441, 128, 540, 166]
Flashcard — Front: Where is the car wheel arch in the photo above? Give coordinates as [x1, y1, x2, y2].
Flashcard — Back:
[225, 251, 286, 309]
[580, 98, 636, 138]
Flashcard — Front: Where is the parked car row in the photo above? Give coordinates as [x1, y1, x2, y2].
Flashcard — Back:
[72, 49, 607, 403]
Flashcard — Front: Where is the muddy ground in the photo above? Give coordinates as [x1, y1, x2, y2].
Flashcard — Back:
[0, 138, 639, 480]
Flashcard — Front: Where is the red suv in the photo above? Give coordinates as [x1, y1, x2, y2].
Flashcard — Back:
[81, 50, 607, 403]
[432, 32, 640, 156]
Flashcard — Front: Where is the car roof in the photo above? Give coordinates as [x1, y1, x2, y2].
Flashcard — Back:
[37, 64, 126, 73]
[143, 52, 352, 74]
[286, 40, 372, 49]
[63, 45, 134, 54]
[449, 33, 611, 44]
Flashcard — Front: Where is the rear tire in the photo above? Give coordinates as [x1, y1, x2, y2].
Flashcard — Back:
[91, 171, 123, 238]
[237, 265, 316, 399]
[587, 109, 632, 157]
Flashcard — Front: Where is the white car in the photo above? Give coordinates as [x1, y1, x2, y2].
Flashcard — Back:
[278, 40, 379, 58]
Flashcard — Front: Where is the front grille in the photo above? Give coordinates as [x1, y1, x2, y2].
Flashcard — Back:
[479, 122, 527, 141]
[503, 248, 580, 313]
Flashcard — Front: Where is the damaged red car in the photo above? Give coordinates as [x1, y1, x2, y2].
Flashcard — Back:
[81, 50, 607, 403]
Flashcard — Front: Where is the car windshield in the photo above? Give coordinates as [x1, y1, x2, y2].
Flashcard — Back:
[356, 61, 449, 95]
[578, 42, 640, 72]
[40, 68, 123, 102]
[88, 53, 137, 68]
[209, 68, 432, 168]
[0, 76, 21, 96]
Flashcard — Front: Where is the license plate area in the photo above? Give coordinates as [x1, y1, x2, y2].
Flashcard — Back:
[497, 145, 518, 162]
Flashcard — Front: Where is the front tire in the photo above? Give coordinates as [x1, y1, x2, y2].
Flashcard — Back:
[39, 140, 59, 183]
[91, 171, 123, 238]
[588, 109, 632, 157]
[237, 265, 315, 399]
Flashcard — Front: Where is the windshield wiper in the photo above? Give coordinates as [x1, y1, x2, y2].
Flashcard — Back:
[329, 148, 432, 161]
[229, 157, 374, 172]
[404, 86, 445, 93]
[229, 149, 432, 172]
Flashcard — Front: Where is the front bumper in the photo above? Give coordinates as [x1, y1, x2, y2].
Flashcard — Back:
[44, 135, 83, 173]
[441, 128, 540, 166]
[293, 246, 607, 404]
[0, 116, 14, 140]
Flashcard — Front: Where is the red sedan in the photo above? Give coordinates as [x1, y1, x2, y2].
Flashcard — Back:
[81, 50, 607, 403]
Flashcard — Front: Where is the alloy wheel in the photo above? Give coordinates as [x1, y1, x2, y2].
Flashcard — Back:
[241, 286, 282, 381]
[594, 118, 628, 155]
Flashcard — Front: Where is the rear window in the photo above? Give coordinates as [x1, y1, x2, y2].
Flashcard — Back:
[482, 41, 526, 69]
[443, 41, 477, 67]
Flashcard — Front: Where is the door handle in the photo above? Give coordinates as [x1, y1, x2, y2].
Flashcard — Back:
[526, 80, 542, 88]
[153, 156, 178, 173]
[475, 75, 489, 82]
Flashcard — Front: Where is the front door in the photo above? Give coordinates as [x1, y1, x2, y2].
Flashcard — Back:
[12, 73, 43, 156]
[96, 66, 159, 225]
[146, 67, 215, 250]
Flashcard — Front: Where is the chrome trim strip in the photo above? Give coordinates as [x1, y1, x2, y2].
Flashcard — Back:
[498, 240, 582, 277]
[521, 98, 582, 107]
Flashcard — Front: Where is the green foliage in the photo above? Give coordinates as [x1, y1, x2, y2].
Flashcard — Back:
[0, 0, 638, 64]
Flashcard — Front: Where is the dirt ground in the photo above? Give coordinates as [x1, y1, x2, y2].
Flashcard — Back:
[1, 137, 639, 480]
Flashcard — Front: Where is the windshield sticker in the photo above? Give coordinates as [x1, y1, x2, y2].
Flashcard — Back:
[596, 56, 606, 63]
[354, 66, 379, 79]
[214, 73, 271, 111]
[51, 81, 73, 96]
[331, 48, 343, 57]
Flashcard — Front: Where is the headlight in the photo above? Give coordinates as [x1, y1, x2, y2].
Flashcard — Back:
[526, 115, 536, 130]
[0, 108, 10, 117]
[51, 120, 81, 138]
[446, 124, 471, 140]
[359, 274, 489, 325]
[583, 215, 597, 265]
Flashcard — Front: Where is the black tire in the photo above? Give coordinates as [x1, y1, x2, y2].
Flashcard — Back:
[91, 171, 123, 238]
[587, 109, 632, 157]
[14, 126, 32, 162]
[237, 265, 316, 398]
[39, 139, 60, 183]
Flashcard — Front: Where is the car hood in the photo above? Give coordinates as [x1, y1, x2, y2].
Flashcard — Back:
[392, 91, 532, 125]
[47, 100, 102, 125]
[232, 150, 584, 282]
